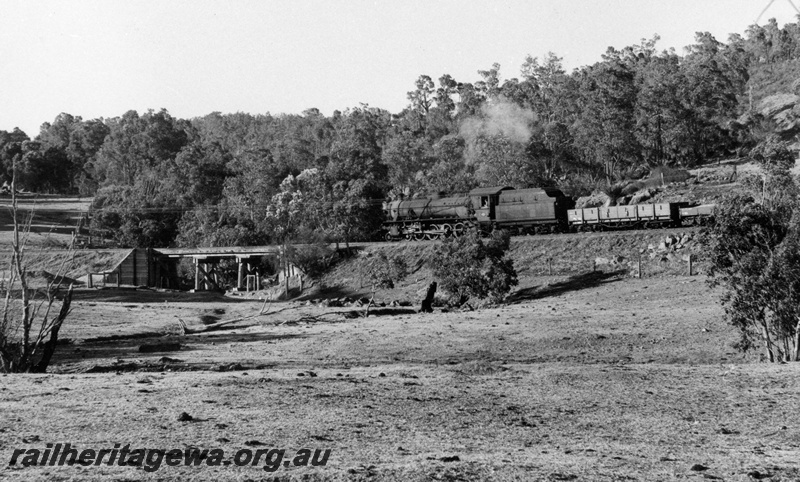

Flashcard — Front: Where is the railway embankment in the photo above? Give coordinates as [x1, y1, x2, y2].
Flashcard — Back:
[314, 227, 710, 306]
[509, 227, 708, 277]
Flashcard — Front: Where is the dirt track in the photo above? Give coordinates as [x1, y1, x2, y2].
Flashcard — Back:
[2, 272, 800, 481]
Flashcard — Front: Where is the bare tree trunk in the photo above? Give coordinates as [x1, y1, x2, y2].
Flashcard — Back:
[364, 285, 375, 318]
[283, 242, 289, 299]
[793, 318, 800, 362]
[782, 335, 791, 363]
[761, 321, 776, 363]
[10, 171, 33, 370]
[32, 285, 73, 373]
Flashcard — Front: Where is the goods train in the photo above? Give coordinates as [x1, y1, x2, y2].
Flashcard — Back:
[381, 186, 715, 241]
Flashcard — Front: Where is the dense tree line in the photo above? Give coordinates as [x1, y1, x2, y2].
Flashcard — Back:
[1, 19, 799, 248]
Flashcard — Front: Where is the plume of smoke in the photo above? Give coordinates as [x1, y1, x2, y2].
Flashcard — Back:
[459, 97, 537, 166]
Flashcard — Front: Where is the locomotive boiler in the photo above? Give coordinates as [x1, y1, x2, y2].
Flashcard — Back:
[382, 186, 574, 240]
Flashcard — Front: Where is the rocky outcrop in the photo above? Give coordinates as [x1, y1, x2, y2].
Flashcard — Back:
[746, 92, 800, 139]
[575, 192, 611, 208]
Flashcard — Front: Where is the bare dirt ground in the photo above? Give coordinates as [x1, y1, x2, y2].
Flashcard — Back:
[3, 270, 800, 481]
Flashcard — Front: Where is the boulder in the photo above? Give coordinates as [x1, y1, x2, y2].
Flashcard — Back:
[629, 189, 652, 205]
[620, 182, 643, 196]
[616, 195, 632, 206]
[576, 192, 611, 209]
[177, 412, 194, 422]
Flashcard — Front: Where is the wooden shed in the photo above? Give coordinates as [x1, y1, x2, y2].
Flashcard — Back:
[101, 248, 162, 287]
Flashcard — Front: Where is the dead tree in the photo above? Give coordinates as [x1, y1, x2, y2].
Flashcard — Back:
[0, 168, 76, 373]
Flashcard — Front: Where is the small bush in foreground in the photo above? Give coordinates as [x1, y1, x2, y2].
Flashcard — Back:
[429, 230, 517, 307]
[361, 252, 408, 290]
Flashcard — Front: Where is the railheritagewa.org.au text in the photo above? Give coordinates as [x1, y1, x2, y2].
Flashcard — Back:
[8, 443, 331, 472]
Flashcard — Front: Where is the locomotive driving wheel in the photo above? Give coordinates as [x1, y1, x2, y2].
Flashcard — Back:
[453, 223, 465, 237]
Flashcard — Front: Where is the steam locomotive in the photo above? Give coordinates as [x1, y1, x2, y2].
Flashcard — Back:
[381, 186, 715, 241]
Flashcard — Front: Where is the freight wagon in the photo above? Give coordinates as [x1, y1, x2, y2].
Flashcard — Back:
[567, 203, 684, 230]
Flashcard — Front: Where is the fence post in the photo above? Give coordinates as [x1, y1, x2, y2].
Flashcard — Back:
[637, 252, 642, 279]
[548, 257, 552, 276]
[688, 254, 694, 276]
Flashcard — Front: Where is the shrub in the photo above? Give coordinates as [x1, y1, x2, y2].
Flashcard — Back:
[360, 252, 408, 290]
[287, 243, 338, 278]
[707, 194, 800, 362]
[429, 230, 518, 307]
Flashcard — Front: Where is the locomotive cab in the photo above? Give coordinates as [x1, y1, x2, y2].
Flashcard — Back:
[469, 186, 514, 226]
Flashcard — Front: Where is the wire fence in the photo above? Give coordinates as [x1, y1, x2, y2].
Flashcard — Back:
[516, 248, 706, 278]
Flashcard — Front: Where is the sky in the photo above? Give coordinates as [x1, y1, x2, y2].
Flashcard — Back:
[1, 0, 799, 137]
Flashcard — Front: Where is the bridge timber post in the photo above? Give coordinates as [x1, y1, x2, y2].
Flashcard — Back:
[237, 258, 244, 290]
[194, 258, 201, 291]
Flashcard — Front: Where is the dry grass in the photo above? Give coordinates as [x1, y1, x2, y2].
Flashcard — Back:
[0, 195, 90, 248]
[1, 272, 798, 480]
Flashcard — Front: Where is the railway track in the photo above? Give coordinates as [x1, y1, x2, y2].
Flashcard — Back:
[0, 225, 705, 257]
[346, 225, 705, 249]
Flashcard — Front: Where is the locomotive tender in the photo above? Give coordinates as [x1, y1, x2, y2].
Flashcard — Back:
[381, 186, 715, 241]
